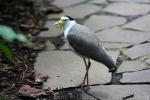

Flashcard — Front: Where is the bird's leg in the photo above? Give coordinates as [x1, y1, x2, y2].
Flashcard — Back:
[81, 58, 91, 91]
[87, 59, 91, 84]
[82, 58, 88, 86]
[86, 58, 91, 91]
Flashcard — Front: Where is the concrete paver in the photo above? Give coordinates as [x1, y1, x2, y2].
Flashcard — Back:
[123, 43, 150, 59]
[35, 0, 150, 98]
[102, 42, 131, 49]
[48, 4, 101, 19]
[108, 51, 120, 64]
[39, 21, 62, 37]
[121, 69, 150, 83]
[108, 0, 149, 3]
[145, 59, 150, 65]
[123, 14, 150, 32]
[84, 15, 126, 32]
[35, 51, 112, 90]
[103, 3, 150, 16]
[88, 0, 108, 4]
[96, 27, 150, 44]
[51, 0, 85, 8]
[82, 85, 150, 100]
[117, 61, 148, 73]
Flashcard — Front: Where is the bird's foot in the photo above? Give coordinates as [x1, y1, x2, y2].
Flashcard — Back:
[83, 85, 90, 92]
[79, 84, 90, 91]
[78, 82, 84, 88]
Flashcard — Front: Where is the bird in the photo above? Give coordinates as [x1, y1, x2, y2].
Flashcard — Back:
[54, 16, 117, 91]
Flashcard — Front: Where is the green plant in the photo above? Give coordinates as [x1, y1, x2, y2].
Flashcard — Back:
[0, 94, 12, 100]
[0, 25, 32, 46]
[0, 42, 13, 60]
[0, 25, 32, 60]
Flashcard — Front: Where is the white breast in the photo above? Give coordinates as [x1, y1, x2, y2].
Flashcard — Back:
[64, 21, 76, 38]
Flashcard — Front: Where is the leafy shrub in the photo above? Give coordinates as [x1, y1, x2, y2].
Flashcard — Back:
[0, 25, 32, 60]
[0, 94, 12, 100]
[0, 42, 13, 60]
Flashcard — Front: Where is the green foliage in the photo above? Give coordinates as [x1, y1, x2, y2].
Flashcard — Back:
[0, 42, 14, 60]
[16, 34, 32, 47]
[0, 25, 33, 60]
[0, 25, 17, 42]
[0, 94, 12, 100]
[0, 25, 32, 46]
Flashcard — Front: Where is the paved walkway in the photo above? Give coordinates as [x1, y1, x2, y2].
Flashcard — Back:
[35, 0, 150, 99]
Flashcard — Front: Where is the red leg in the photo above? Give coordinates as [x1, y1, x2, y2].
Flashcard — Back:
[81, 58, 91, 91]
[82, 58, 88, 86]
[85, 59, 91, 91]
[87, 59, 91, 86]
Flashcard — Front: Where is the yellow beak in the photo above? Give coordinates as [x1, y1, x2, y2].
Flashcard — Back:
[54, 19, 64, 31]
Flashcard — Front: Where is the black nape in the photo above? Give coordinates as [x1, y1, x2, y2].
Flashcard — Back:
[65, 16, 74, 20]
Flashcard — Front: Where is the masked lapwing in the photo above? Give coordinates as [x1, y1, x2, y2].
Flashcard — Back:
[54, 16, 116, 91]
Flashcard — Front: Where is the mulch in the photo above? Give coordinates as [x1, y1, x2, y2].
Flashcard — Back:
[0, 0, 62, 99]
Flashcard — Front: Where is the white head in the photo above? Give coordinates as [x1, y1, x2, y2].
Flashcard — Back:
[54, 16, 74, 30]
[60, 16, 74, 21]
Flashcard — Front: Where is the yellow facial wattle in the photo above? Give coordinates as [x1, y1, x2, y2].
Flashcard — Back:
[54, 20, 64, 31]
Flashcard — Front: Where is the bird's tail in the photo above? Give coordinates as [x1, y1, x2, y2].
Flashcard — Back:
[99, 47, 117, 72]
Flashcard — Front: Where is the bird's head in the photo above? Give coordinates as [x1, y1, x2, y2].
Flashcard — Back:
[54, 16, 74, 31]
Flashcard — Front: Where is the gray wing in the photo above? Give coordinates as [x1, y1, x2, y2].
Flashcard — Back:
[67, 23, 103, 61]
[67, 23, 116, 71]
